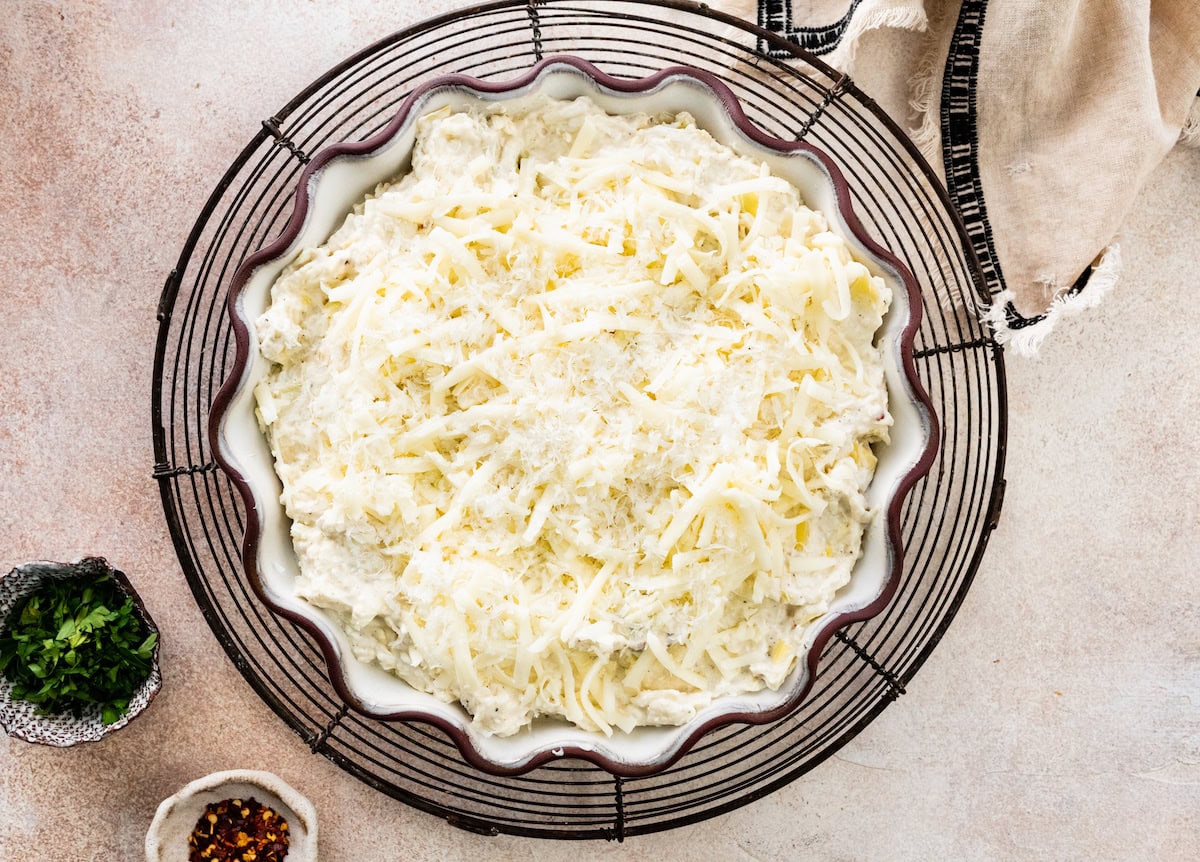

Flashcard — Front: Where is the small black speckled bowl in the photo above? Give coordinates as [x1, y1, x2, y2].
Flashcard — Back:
[0, 557, 162, 746]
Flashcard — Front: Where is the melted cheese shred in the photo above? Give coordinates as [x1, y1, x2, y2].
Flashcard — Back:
[255, 95, 892, 737]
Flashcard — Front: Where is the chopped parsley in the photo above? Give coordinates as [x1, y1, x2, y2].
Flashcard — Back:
[0, 573, 157, 725]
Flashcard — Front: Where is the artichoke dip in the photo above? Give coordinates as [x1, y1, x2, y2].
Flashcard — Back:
[254, 95, 892, 736]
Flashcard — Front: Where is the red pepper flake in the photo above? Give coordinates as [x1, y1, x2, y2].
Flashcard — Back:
[187, 797, 290, 862]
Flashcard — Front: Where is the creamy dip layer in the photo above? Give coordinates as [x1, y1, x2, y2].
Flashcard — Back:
[255, 95, 891, 736]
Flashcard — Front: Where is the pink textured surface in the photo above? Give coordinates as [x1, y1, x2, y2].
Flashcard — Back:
[2, 2, 1198, 859]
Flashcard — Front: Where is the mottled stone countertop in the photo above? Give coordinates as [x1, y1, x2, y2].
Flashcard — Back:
[2, 3, 1197, 860]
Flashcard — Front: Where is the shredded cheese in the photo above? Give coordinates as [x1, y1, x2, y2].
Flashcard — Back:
[255, 95, 892, 736]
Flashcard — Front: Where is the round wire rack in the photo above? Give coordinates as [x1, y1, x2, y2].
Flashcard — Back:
[152, 0, 1007, 840]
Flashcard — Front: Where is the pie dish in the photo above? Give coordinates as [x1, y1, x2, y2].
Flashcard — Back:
[209, 56, 938, 776]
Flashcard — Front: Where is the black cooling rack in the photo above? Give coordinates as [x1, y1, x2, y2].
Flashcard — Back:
[151, 0, 1007, 840]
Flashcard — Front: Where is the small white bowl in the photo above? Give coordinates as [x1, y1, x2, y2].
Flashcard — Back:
[145, 770, 317, 862]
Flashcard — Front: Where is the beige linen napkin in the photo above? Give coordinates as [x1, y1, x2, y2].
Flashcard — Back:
[721, 0, 1200, 353]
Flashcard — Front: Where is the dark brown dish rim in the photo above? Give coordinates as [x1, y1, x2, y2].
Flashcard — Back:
[208, 55, 939, 777]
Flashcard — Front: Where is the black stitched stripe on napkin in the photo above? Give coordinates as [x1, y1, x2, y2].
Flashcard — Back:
[758, 0, 865, 58]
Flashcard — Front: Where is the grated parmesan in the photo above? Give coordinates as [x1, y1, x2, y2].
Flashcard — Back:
[255, 95, 892, 736]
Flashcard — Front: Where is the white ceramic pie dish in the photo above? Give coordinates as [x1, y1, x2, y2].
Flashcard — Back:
[209, 56, 937, 776]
